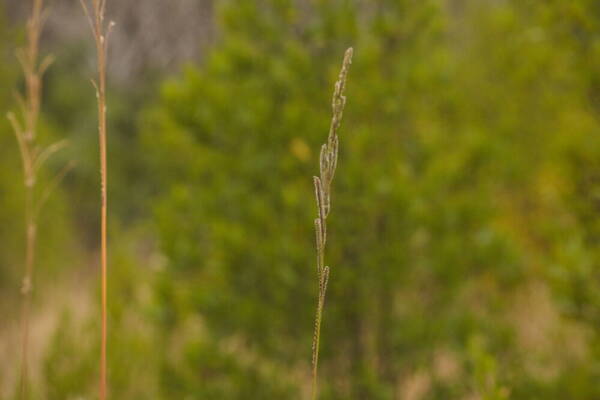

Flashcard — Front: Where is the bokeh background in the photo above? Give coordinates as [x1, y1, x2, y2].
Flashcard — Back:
[1, 0, 600, 399]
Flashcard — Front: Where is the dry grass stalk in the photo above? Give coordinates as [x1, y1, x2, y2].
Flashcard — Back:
[310, 47, 353, 400]
[79, 0, 114, 398]
[7, 0, 72, 398]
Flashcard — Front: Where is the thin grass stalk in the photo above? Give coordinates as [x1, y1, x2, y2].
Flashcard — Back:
[7, 0, 71, 398]
[310, 47, 353, 400]
[79, 1, 113, 398]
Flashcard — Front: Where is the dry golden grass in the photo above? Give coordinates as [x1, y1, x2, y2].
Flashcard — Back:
[80, 0, 114, 398]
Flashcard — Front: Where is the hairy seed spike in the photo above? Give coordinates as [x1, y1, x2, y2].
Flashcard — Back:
[320, 143, 329, 181]
[319, 266, 330, 297]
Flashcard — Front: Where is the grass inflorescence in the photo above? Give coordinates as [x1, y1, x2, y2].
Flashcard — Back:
[310, 47, 353, 400]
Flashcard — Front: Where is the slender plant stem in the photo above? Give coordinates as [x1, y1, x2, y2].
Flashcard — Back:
[96, 17, 108, 400]
[9, 0, 70, 397]
[80, 0, 112, 398]
[9, 0, 75, 396]
[310, 47, 353, 400]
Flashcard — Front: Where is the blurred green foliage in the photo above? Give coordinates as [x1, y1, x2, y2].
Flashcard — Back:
[0, 8, 22, 300]
[140, 0, 600, 398]
[1, 0, 600, 399]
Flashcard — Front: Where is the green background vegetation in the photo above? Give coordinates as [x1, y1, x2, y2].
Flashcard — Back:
[1, 0, 599, 399]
